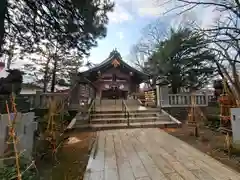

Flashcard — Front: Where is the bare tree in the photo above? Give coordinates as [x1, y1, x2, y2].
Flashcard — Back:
[135, 19, 168, 56]
[165, 0, 240, 102]
[129, 45, 146, 71]
[129, 19, 169, 74]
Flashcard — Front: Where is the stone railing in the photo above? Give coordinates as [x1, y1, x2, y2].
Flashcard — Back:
[39, 92, 68, 108]
[167, 94, 208, 107]
[21, 91, 68, 109]
[20, 94, 37, 109]
[155, 83, 216, 108]
[23, 90, 96, 110]
[159, 93, 215, 107]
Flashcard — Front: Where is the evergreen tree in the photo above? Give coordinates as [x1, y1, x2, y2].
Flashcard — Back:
[0, 0, 114, 56]
[146, 28, 216, 93]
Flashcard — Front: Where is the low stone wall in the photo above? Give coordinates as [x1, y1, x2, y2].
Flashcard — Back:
[0, 112, 37, 166]
[163, 107, 208, 123]
[163, 107, 189, 123]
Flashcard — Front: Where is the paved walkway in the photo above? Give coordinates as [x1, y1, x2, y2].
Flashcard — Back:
[84, 128, 240, 180]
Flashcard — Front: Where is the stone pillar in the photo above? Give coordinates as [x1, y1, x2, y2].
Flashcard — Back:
[156, 84, 160, 107]
[156, 77, 170, 107]
[69, 73, 80, 109]
[69, 84, 79, 108]
[159, 85, 169, 107]
[100, 89, 102, 99]
[230, 108, 240, 147]
[34, 91, 42, 108]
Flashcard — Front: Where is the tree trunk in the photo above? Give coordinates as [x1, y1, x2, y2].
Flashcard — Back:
[43, 58, 51, 92]
[0, 0, 7, 55]
[171, 86, 178, 94]
[51, 57, 58, 92]
[6, 47, 13, 69]
[231, 63, 240, 101]
[6, 56, 11, 69]
[171, 79, 179, 94]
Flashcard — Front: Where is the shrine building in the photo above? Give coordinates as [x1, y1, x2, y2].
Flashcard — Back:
[78, 49, 149, 99]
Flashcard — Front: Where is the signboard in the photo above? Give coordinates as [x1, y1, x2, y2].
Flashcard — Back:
[112, 59, 120, 67]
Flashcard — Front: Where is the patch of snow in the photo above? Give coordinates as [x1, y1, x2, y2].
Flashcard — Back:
[55, 84, 69, 91]
[67, 137, 82, 145]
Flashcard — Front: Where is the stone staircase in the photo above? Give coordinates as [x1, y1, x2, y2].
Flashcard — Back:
[74, 99, 181, 130]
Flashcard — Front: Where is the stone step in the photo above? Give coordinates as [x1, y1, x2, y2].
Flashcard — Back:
[74, 121, 180, 130]
[96, 99, 123, 105]
[90, 116, 169, 124]
[91, 112, 158, 118]
[75, 119, 89, 126]
[93, 109, 161, 114]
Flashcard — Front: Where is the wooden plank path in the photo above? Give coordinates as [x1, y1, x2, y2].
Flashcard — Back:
[84, 128, 240, 180]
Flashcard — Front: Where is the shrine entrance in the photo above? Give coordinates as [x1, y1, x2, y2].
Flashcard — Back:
[76, 49, 149, 101]
[102, 88, 127, 99]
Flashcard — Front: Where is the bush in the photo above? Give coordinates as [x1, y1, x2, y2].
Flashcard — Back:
[205, 114, 220, 128]
[0, 157, 38, 180]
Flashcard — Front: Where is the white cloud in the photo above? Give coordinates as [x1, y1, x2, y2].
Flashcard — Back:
[116, 32, 124, 40]
[116, 0, 218, 29]
[136, 0, 168, 17]
[108, 4, 133, 24]
[115, 0, 172, 17]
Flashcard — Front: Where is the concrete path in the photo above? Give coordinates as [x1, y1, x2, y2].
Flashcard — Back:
[84, 128, 240, 180]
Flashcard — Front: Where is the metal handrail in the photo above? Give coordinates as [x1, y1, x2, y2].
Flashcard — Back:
[88, 99, 95, 123]
[122, 100, 130, 126]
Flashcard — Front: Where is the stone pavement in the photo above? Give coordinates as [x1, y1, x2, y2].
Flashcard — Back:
[84, 128, 240, 180]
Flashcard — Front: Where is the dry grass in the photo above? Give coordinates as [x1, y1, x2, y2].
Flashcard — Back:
[38, 130, 96, 180]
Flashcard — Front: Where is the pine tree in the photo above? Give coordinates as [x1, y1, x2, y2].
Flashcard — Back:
[0, 0, 114, 56]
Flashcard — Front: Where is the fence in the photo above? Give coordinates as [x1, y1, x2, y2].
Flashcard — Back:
[21, 92, 68, 109]
[153, 84, 216, 107]
[166, 94, 213, 107]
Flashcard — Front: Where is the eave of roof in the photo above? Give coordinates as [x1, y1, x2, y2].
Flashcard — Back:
[80, 50, 149, 80]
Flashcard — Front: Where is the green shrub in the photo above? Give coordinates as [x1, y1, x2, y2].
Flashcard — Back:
[0, 157, 38, 180]
[205, 114, 220, 128]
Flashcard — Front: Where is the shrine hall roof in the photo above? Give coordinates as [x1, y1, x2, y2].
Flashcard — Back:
[80, 49, 149, 83]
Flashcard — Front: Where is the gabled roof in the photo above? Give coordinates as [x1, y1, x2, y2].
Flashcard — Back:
[80, 49, 149, 82]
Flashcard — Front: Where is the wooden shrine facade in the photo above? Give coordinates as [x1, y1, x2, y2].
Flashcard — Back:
[77, 49, 149, 99]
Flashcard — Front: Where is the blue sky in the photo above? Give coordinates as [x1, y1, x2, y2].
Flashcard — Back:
[87, 16, 157, 64]
[85, 0, 218, 68]
[86, 0, 170, 66]
[10, 0, 217, 72]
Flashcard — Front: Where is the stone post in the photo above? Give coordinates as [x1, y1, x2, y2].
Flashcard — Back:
[34, 91, 42, 108]
[156, 77, 170, 108]
[69, 73, 80, 109]
[230, 108, 240, 148]
[69, 84, 79, 109]
[156, 84, 160, 107]
[159, 85, 169, 107]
